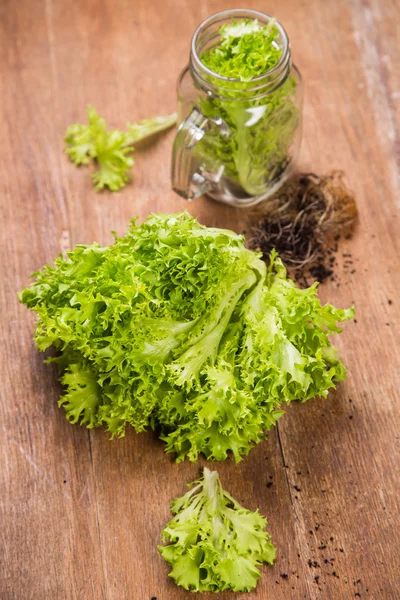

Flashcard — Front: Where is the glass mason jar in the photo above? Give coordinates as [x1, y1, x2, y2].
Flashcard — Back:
[171, 9, 303, 207]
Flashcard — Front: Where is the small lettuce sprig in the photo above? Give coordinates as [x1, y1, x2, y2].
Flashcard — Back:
[64, 106, 176, 191]
[158, 467, 276, 592]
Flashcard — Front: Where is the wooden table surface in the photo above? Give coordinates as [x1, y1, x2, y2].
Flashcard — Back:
[1, 0, 399, 598]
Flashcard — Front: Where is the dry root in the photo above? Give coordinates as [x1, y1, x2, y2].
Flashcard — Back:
[247, 171, 358, 283]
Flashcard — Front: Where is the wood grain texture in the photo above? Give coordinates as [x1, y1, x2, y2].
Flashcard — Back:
[1, 0, 399, 598]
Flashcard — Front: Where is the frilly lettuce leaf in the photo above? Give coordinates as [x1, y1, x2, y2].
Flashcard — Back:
[59, 359, 102, 428]
[19, 212, 354, 461]
[158, 467, 276, 592]
[64, 106, 176, 191]
[203, 18, 281, 82]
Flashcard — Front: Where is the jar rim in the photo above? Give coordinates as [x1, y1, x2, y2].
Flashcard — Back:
[190, 9, 290, 85]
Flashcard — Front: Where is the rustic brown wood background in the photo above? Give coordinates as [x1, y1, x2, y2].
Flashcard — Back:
[1, 0, 399, 598]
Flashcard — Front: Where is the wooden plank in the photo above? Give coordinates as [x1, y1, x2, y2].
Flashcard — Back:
[0, 0, 399, 598]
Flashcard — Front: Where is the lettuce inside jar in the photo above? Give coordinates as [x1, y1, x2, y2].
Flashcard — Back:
[172, 10, 303, 207]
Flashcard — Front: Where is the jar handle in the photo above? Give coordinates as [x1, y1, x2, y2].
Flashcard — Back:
[171, 107, 230, 200]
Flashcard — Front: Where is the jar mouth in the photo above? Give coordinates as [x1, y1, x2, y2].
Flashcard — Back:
[190, 9, 290, 88]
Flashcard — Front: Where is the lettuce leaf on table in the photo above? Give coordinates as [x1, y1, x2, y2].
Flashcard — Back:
[158, 467, 276, 592]
[20, 212, 353, 461]
[65, 106, 176, 191]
